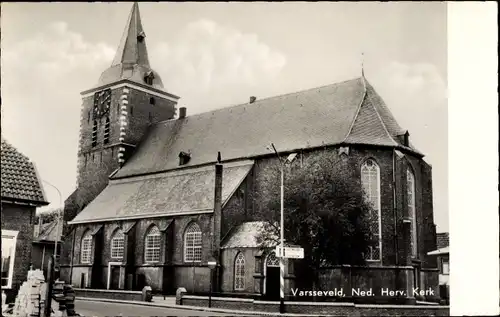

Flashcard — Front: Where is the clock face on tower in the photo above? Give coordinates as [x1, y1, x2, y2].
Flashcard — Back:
[93, 89, 111, 118]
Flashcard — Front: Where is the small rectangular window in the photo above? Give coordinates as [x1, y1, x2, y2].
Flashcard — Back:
[442, 258, 449, 275]
[1, 230, 19, 288]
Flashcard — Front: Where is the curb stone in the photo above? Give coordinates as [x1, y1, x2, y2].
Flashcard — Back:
[75, 297, 334, 316]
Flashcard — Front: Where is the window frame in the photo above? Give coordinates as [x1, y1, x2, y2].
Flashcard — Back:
[407, 168, 418, 258]
[110, 229, 125, 260]
[81, 231, 93, 264]
[144, 225, 161, 263]
[184, 223, 203, 263]
[234, 252, 246, 291]
[441, 257, 450, 275]
[1, 230, 19, 289]
[361, 158, 382, 261]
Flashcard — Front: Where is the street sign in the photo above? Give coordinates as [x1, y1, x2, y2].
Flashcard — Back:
[275, 246, 304, 259]
[207, 261, 217, 269]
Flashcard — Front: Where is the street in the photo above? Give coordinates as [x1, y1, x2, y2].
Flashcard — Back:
[75, 300, 232, 317]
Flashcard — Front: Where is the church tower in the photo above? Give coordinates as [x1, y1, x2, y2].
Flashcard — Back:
[64, 3, 179, 222]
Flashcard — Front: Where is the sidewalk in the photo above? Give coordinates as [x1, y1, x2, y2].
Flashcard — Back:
[75, 296, 334, 316]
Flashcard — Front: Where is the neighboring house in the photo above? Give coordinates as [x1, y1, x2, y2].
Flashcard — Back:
[427, 232, 449, 302]
[1, 139, 49, 302]
[59, 2, 439, 304]
[32, 219, 63, 277]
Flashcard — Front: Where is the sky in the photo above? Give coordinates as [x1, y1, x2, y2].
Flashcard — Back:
[0, 2, 448, 232]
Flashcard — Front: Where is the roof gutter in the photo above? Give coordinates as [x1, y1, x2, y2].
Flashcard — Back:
[68, 208, 213, 225]
[1, 197, 50, 207]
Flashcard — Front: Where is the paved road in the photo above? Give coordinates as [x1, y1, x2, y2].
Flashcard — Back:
[75, 300, 232, 317]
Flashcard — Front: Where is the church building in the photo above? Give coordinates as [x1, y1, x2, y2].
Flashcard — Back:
[60, 3, 439, 304]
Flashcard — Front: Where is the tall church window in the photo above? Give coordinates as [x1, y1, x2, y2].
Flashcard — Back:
[361, 159, 381, 261]
[184, 223, 202, 262]
[111, 228, 125, 259]
[144, 225, 161, 263]
[81, 231, 93, 264]
[92, 120, 98, 147]
[234, 253, 246, 291]
[407, 169, 417, 257]
[103, 117, 110, 144]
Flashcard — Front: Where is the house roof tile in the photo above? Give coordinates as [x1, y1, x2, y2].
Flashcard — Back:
[1, 138, 49, 205]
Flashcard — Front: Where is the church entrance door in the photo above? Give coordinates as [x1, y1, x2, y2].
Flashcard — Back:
[107, 262, 121, 290]
[264, 252, 281, 301]
[110, 266, 120, 289]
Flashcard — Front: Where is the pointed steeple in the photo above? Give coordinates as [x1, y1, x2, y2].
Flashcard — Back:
[112, 2, 150, 67]
[96, 2, 164, 90]
[361, 52, 365, 78]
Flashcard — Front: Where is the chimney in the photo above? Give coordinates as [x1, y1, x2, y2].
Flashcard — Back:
[213, 152, 223, 251]
[34, 219, 41, 238]
[403, 131, 410, 147]
[249, 96, 257, 104]
[179, 107, 187, 119]
[212, 151, 223, 291]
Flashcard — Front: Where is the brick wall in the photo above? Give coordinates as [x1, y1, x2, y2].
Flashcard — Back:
[251, 146, 437, 268]
[180, 295, 449, 316]
[60, 144, 437, 300]
[1, 203, 36, 301]
[62, 214, 215, 293]
[220, 248, 260, 293]
[124, 87, 177, 146]
[62, 84, 177, 267]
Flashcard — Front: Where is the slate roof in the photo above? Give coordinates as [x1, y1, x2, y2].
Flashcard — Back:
[436, 232, 449, 249]
[1, 138, 49, 205]
[221, 221, 279, 249]
[96, 3, 165, 90]
[114, 77, 421, 179]
[69, 160, 254, 224]
[34, 220, 63, 243]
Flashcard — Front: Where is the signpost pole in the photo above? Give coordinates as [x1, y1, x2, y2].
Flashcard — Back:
[207, 260, 217, 309]
[279, 163, 285, 314]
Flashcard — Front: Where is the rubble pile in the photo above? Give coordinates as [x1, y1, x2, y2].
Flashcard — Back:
[11, 269, 46, 317]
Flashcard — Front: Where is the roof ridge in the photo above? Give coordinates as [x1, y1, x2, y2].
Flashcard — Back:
[153, 77, 364, 126]
[364, 83, 399, 146]
[342, 77, 368, 143]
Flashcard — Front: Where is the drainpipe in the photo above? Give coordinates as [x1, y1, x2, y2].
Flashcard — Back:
[69, 228, 76, 284]
[393, 149, 399, 266]
[393, 149, 401, 294]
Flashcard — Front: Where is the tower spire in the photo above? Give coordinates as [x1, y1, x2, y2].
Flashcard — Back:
[361, 52, 365, 78]
[112, 2, 150, 67]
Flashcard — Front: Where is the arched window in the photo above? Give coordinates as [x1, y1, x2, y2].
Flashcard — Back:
[110, 229, 125, 259]
[144, 225, 161, 263]
[266, 252, 280, 267]
[407, 169, 417, 257]
[81, 231, 92, 264]
[184, 223, 202, 262]
[361, 159, 381, 261]
[234, 253, 246, 290]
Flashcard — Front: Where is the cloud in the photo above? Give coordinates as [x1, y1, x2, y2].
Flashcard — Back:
[1, 19, 287, 210]
[150, 19, 287, 111]
[382, 61, 447, 106]
[2, 21, 114, 87]
[1, 22, 115, 209]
